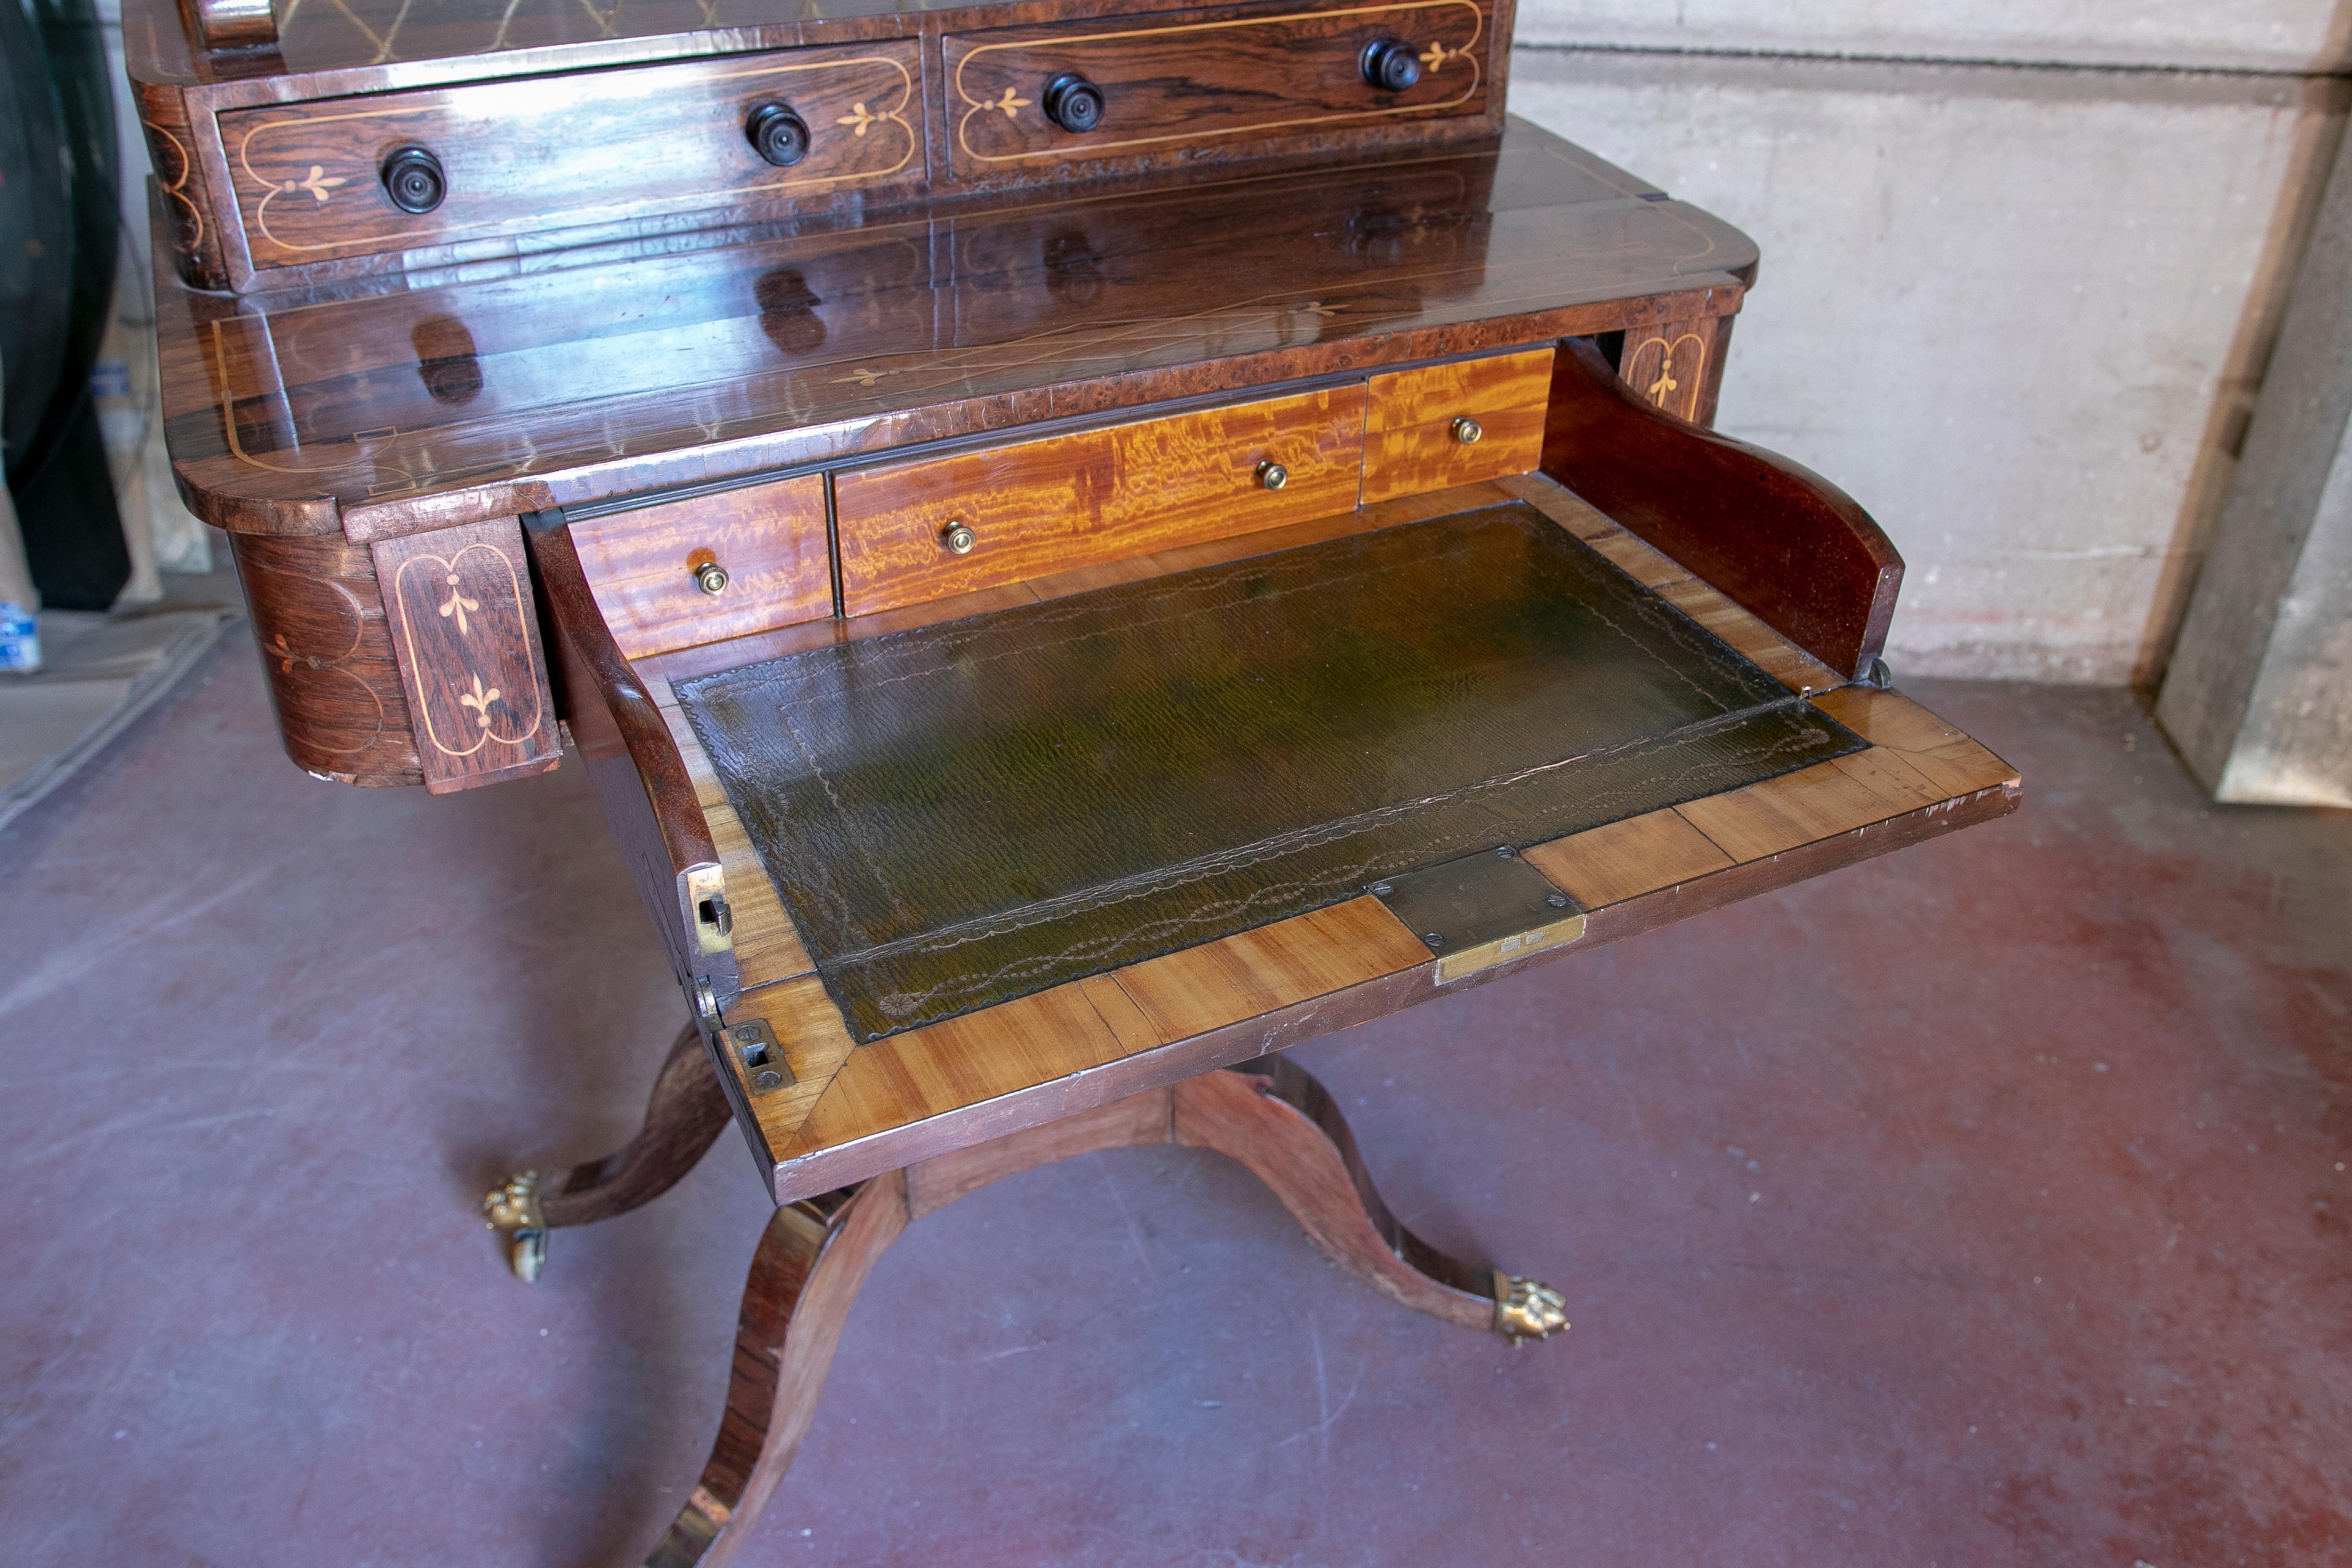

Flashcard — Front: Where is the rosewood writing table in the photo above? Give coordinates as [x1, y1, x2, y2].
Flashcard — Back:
[133, 0, 2019, 1555]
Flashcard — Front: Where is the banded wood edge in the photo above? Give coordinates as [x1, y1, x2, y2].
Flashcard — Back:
[626, 471, 2016, 1203]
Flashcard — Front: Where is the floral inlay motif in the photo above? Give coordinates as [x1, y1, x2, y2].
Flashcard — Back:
[281, 164, 348, 204]
[439, 571, 479, 635]
[989, 87, 1030, 120]
[1645, 359, 1679, 408]
[458, 673, 502, 729]
[833, 366, 888, 387]
[1418, 41, 1457, 71]
[837, 101, 880, 136]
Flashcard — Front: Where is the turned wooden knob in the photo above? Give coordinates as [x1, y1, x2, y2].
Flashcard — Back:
[1257, 461, 1289, 491]
[942, 522, 977, 555]
[746, 102, 811, 168]
[1361, 38, 1423, 93]
[381, 146, 446, 214]
[694, 561, 730, 595]
[1043, 72, 1106, 133]
[1451, 416, 1483, 445]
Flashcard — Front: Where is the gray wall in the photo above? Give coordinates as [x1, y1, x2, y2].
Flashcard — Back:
[1513, 3, 2350, 682]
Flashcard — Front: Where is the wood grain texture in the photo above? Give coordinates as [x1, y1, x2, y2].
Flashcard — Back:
[540, 1023, 733, 1229]
[228, 531, 421, 785]
[1361, 345, 1551, 503]
[1520, 806, 1733, 910]
[1111, 896, 1430, 1044]
[833, 384, 1367, 615]
[218, 40, 925, 271]
[370, 518, 561, 792]
[1618, 314, 1727, 427]
[573, 474, 832, 661]
[536, 525, 740, 1001]
[943, 0, 1493, 177]
[659, 702, 816, 991]
[642, 1176, 908, 1568]
[1172, 1058, 1495, 1328]
[727, 976, 861, 1169]
[154, 119, 1746, 534]
[1541, 336, 1902, 682]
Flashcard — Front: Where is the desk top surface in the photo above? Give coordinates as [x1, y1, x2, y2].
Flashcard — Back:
[639, 474, 2020, 1204]
[157, 119, 1750, 537]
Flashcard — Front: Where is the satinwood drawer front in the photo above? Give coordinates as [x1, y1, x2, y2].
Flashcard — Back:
[943, 0, 1492, 178]
[571, 475, 833, 660]
[834, 386, 1367, 616]
[1361, 347, 1552, 503]
[219, 40, 924, 271]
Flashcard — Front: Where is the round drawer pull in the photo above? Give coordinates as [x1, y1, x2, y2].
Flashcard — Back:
[1256, 460, 1289, 491]
[1043, 72, 1106, 133]
[1451, 416, 1484, 445]
[942, 522, 978, 555]
[694, 561, 730, 595]
[1361, 37, 1423, 93]
[381, 146, 446, 214]
[746, 102, 812, 168]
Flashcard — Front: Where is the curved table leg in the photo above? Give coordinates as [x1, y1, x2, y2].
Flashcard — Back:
[635, 1065, 1566, 1564]
[1175, 1057, 1569, 1344]
[483, 1023, 732, 1282]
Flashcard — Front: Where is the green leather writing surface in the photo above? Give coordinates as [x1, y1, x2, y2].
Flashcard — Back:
[679, 502, 1861, 1041]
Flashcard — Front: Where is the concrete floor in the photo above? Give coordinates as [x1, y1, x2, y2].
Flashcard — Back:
[1, 628, 2346, 1567]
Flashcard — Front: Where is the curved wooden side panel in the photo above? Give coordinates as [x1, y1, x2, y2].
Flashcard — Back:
[531, 522, 741, 1004]
[1541, 336, 1902, 681]
[228, 532, 421, 786]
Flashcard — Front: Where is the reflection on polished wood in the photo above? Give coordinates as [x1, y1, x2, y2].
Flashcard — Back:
[648, 1057, 1558, 1565]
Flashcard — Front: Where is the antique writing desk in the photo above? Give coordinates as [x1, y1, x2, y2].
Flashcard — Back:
[133, 0, 2020, 1556]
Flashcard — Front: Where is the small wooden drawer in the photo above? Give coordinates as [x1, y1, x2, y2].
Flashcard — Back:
[571, 475, 832, 660]
[220, 41, 924, 271]
[943, 0, 1492, 178]
[1362, 347, 1553, 504]
[834, 386, 1366, 616]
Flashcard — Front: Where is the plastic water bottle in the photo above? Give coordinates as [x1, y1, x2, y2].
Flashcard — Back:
[0, 602, 38, 674]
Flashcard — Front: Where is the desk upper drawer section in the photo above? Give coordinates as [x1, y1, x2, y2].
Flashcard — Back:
[834, 386, 1367, 616]
[218, 42, 925, 271]
[1363, 346, 1552, 503]
[942, 0, 1494, 179]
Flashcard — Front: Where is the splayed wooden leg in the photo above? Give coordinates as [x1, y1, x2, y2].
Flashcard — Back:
[483, 1022, 732, 1281]
[1176, 1057, 1569, 1343]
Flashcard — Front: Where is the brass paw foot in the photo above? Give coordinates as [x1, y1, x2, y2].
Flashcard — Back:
[1491, 1272, 1569, 1344]
[482, 1170, 549, 1283]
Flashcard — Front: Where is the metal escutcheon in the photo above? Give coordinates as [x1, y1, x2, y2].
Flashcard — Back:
[694, 561, 729, 595]
[943, 522, 977, 555]
[1451, 416, 1483, 445]
[1256, 460, 1289, 491]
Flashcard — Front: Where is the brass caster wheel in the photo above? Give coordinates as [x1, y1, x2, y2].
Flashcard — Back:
[1491, 1272, 1569, 1344]
[482, 1170, 550, 1284]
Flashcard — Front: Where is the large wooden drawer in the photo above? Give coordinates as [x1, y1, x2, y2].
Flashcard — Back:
[834, 386, 1367, 615]
[570, 474, 833, 661]
[220, 41, 924, 270]
[1362, 347, 1553, 503]
[943, 0, 1492, 178]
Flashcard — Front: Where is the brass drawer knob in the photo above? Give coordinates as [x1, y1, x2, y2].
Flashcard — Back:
[693, 561, 729, 595]
[942, 521, 977, 555]
[1256, 460, 1289, 491]
[1451, 416, 1483, 445]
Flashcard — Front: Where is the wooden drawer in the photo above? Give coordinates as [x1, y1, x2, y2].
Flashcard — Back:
[1362, 347, 1553, 503]
[220, 41, 924, 270]
[572, 475, 832, 660]
[834, 386, 1366, 616]
[943, 0, 1492, 178]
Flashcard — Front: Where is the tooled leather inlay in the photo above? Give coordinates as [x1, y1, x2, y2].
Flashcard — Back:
[678, 502, 1862, 1042]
